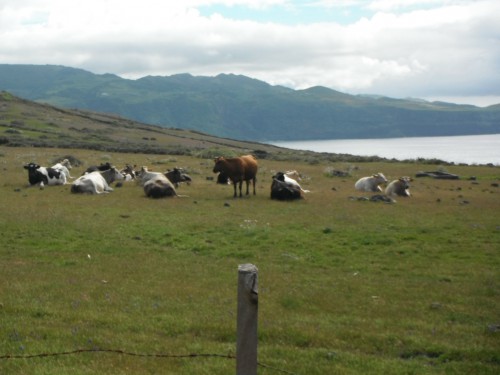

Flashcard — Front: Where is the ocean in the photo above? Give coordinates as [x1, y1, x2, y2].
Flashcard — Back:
[271, 134, 500, 165]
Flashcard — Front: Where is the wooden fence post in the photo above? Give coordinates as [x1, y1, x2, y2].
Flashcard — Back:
[236, 263, 259, 375]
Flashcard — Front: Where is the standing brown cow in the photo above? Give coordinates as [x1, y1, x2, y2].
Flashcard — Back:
[213, 155, 258, 198]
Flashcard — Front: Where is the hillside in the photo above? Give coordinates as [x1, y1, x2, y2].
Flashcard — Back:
[0, 91, 283, 158]
[1, 64, 499, 141]
[6, 91, 445, 165]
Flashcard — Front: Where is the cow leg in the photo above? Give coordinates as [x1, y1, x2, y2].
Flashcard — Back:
[245, 180, 250, 195]
[238, 181, 243, 197]
[252, 177, 256, 195]
[233, 183, 238, 198]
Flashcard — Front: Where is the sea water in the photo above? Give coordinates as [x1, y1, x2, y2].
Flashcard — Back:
[271, 134, 500, 165]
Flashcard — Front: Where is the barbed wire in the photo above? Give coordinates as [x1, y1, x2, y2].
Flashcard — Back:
[0, 348, 298, 374]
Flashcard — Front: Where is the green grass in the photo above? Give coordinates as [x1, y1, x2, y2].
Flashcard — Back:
[1, 146, 499, 374]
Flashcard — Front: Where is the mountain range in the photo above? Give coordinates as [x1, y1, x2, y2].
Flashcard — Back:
[1, 64, 499, 141]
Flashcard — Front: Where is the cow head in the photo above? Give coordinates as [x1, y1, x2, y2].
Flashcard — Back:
[213, 157, 225, 173]
[272, 172, 286, 182]
[398, 177, 412, 189]
[24, 162, 40, 171]
[59, 159, 73, 169]
[373, 173, 388, 183]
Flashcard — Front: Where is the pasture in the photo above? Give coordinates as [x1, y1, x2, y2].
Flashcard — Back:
[1, 146, 499, 374]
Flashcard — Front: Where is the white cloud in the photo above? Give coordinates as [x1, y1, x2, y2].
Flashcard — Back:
[0, 0, 499, 106]
[367, 0, 450, 12]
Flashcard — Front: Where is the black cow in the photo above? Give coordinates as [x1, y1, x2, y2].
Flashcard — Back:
[216, 172, 230, 185]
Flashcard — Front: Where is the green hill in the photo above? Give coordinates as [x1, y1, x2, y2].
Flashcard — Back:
[1, 64, 499, 141]
[2, 91, 411, 165]
[0, 91, 279, 157]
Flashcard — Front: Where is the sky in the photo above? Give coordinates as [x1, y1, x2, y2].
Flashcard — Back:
[1, 0, 499, 107]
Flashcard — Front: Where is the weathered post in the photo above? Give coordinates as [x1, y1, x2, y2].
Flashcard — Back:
[236, 263, 259, 375]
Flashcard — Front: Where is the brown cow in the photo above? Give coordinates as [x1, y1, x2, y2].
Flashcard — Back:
[213, 155, 258, 198]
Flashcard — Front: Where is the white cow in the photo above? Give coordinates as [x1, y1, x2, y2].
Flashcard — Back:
[143, 175, 178, 198]
[52, 159, 74, 180]
[136, 166, 164, 186]
[71, 167, 124, 194]
[385, 177, 412, 197]
[354, 173, 387, 192]
[137, 166, 178, 198]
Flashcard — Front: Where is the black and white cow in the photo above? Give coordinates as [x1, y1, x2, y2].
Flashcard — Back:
[165, 168, 192, 187]
[71, 167, 124, 194]
[24, 163, 67, 187]
[120, 164, 137, 181]
[273, 171, 310, 193]
[83, 162, 112, 175]
[270, 175, 302, 201]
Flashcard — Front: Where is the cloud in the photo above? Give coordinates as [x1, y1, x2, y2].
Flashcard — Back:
[0, 0, 499, 105]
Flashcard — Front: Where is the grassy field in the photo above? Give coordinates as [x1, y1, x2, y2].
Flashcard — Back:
[0, 146, 499, 374]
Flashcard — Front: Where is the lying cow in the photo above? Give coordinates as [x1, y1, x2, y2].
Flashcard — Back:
[136, 166, 162, 186]
[354, 173, 387, 192]
[273, 172, 310, 194]
[216, 172, 231, 185]
[165, 167, 192, 187]
[120, 164, 136, 181]
[144, 175, 178, 198]
[83, 162, 112, 175]
[385, 177, 412, 197]
[24, 162, 67, 187]
[270, 176, 302, 201]
[137, 166, 178, 198]
[284, 170, 302, 181]
[71, 167, 124, 194]
[52, 159, 74, 180]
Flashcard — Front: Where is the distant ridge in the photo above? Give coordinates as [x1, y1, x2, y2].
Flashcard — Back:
[1, 64, 499, 141]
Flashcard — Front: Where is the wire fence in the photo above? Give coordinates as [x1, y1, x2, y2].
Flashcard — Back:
[0, 348, 298, 374]
[1, 265, 301, 374]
